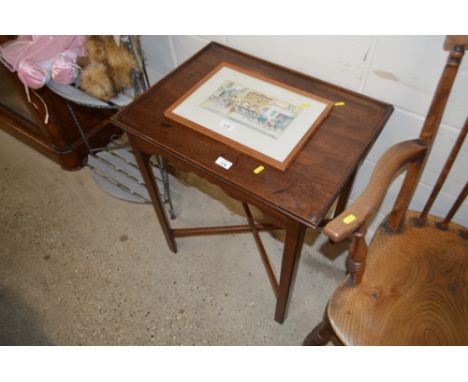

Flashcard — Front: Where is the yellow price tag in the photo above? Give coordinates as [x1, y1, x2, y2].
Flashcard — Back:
[343, 214, 356, 224]
[254, 165, 265, 174]
[334, 101, 346, 106]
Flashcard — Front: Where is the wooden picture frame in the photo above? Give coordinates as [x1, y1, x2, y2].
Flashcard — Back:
[164, 62, 333, 171]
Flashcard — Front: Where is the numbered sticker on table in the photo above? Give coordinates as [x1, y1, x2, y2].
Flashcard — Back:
[219, 119, 235, 130]
[215, 156, 233, 170]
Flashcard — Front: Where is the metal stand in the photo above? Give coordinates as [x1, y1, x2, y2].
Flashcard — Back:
[61, 36, 176, 217]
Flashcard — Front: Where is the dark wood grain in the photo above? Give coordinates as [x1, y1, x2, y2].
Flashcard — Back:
[113, 42, 393, 228]
[113, 42, 393, 323]
[242, 203, 279, 298]
[333, 168, 357, 219]
[274, 218, 306, 323]
[173, 223, 280, 237]
[130, 138, 177, 253]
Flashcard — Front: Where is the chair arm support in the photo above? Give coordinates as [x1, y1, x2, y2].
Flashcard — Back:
[324, 139, 427, 242]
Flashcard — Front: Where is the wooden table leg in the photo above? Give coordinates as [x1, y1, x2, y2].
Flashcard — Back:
[274, 218, 306, 323]
[130, 139, 177, 253]
[333, 168, 357, 219]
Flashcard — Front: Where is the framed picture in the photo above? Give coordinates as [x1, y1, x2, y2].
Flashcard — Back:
[164, 62, 333, 171]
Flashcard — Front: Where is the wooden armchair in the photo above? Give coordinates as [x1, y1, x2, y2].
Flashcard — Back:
[304, 36, 468, 345]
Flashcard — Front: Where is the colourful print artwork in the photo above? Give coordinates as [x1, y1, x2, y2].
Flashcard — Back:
[200, 81, 302, 139]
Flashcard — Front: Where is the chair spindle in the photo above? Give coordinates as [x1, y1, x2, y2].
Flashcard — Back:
[348, 225, 368, 285]
[437, 181, 468, 229]
[386, 45, 465, 231]
[419, 119, 468, 224]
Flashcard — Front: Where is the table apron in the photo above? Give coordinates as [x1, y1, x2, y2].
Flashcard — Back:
[128, 132, 290, 229]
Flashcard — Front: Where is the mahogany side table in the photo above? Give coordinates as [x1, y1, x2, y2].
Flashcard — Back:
[111, 42, 393, 323]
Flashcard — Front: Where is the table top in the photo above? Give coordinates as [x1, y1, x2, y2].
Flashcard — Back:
[112, 42, 393, 229]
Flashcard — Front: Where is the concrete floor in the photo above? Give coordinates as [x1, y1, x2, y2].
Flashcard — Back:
[0, 128, 349, 345]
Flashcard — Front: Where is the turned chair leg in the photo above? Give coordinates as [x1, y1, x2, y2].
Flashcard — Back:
[303, 319, 333, 346]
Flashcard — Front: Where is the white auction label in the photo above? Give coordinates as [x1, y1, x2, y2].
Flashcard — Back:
[215, 156, 233, 170]
[219, 119, 235, 130]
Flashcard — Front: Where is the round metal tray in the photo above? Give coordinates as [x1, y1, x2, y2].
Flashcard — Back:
[46, 81, 134, 109]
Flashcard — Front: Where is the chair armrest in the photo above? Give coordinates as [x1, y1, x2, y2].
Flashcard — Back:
[324, 139, 427, 242]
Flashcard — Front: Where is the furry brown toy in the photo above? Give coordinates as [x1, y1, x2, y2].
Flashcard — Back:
[77, 36, 138, 101]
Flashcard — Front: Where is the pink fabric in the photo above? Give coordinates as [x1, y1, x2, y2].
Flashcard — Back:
[51, 52, 78, 85]
[0, 35, 85, 89]
[0, 36, 86, 124]
[0, 35, 85, 72]
[17, 60, 49, 89]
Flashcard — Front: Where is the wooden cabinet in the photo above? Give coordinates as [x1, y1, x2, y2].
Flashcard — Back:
[0, 35, 121, 170]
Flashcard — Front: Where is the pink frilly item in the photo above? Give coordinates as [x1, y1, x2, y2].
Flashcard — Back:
[16, 51, 80, 89]
[17, 60, 50, 89]
[0, 35, 86, 124]
[51, 52, 79, 85]
[0, 35, 85, 72]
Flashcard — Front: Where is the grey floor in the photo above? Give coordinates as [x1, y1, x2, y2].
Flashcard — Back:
[0, 128, 349, 345]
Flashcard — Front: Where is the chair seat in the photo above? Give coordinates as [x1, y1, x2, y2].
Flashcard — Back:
[328, 211, 468, 345]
